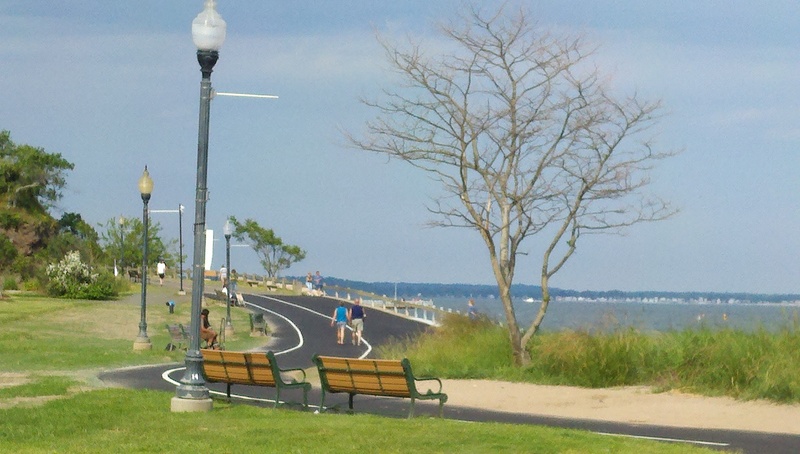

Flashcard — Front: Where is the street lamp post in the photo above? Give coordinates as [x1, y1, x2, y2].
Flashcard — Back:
[134, 166, 153, 351]
[223, 219, 234, 336]
[178, 204, 185, 295]
[119, 215, 125, 273]
[172, 0, 226, 412]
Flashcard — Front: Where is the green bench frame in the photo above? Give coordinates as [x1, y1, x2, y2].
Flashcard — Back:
[165, 323, 188, 351]
[201, 349, 310, 409]
[312, 355, 447, 418]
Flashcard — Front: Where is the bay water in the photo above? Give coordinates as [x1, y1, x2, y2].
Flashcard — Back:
[430, 297, 800, 332]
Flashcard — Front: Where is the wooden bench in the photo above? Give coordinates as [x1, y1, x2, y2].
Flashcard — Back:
[165, 323, 189, 351]
[312, 355, 447, 418]
[200, 349, 310, 409]
[213, 289, 227, 301]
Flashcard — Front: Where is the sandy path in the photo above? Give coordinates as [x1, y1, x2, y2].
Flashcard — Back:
[442, 379, 800, 435]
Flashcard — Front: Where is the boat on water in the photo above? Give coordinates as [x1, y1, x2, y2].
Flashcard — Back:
[523, 297, 536, 303]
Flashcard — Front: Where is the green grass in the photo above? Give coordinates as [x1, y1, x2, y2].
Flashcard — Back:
[0, 289, 265, 372]
[385, 314, 800, 403]
[0, 387, 715, 454]
[0, 376, 77, 398]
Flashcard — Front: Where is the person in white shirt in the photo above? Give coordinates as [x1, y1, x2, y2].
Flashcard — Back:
[219, 265, 228, 288]
[156, 259, 166, 286]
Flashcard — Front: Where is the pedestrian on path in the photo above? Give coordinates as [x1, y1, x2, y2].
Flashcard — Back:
[313, 271, 324, 295]
[156, 259, 166, 286]
[306, 272, 313, 293]
[330, 302, 348, 345]
[348, 298, 366, 345]
[219, 264, 228, 289]
[468, 298, 478, 321]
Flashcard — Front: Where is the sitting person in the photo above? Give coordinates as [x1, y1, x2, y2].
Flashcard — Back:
[200, 308, 219, 349]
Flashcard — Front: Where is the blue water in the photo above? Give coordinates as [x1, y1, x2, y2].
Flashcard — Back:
[430, 297, 800, 332]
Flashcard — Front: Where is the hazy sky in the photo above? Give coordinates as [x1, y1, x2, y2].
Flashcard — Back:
[2, 1, 799, 294]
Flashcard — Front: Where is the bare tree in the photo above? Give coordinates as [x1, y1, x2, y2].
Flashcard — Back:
[348, 5, 677, 366]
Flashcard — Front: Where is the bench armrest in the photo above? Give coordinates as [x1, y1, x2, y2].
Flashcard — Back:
[413, 376, 443, 394]
[279, 366, 307, 383]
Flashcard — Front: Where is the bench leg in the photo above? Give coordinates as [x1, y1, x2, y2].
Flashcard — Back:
[348, 393, 355, 413]
[408, 397, 415, 418]
[319, 389, 328, 413]
[226, 383, 232, 403]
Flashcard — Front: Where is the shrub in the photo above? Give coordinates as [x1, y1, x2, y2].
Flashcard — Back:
[23, 278, 40, 291]
[3, 276, 18, 290]
[45, 251, 117, 300]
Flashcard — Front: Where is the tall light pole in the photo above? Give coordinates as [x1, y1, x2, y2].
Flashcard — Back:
[172, 0, 226, 413]
[223, 219, 234, 336]
[118, 215, 125, 273]
[134, 166, 153, 351]
[179, 204, 185, 295]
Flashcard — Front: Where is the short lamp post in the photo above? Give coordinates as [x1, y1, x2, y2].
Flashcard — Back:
[133, 166, 153, 351]
[223, 219, 234, 336]
[172, 0, 226, 413]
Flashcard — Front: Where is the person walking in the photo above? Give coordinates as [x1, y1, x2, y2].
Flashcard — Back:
[313, 271, 324, 296]
[330, 302, 348, 345]
[348, 298, 366, 345]
[219, 264, 228, 289]
[156, 259, 166, 286]
[305, 272, 313, 293]
[468, 298, 478, 321]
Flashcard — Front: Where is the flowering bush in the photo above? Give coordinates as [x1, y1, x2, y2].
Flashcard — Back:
[46, 251, 116, 300]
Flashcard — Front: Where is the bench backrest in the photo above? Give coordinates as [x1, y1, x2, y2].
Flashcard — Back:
[200, 349, 277, 387]
[313, 356, 412, 398]
[166, 324, 186, 342]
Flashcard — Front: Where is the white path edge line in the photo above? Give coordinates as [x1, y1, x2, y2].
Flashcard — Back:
[258, 295, 373, 358]
[595, 431, 730, 447]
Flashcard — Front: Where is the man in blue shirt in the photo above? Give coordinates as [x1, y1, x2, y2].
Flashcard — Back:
[348, 298, 366, 345]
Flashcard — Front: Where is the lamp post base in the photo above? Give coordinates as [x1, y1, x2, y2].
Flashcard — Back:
[178, 290, 186, 296]
[133, 338, 152, 350]
[170, 396, 213, 412]
[225, 324, 234, 337]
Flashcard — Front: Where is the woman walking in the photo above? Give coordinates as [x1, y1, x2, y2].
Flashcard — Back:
[330, 302, 348, 345]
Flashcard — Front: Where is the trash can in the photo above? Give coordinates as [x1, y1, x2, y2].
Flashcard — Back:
[249, 313, 266, 335]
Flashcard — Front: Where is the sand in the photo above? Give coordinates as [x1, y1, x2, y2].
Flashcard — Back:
[441, 379, 800, 435]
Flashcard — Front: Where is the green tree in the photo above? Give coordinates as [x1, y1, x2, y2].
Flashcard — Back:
[98, 217, 176, 273]
[42, 212, 104, 265]
[348, 5, 676, 366]
[228, 217, 306, 278]
[0, 130, 73, 212]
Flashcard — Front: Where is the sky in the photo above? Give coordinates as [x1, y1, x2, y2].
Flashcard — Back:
[2, 1, 799, 294]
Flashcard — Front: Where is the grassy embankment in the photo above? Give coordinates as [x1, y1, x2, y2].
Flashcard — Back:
[380, 313, 800, 403]
[0, 285, 716, 453]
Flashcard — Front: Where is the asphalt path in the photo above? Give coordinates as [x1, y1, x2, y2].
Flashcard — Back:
[99, 294, 799, 454]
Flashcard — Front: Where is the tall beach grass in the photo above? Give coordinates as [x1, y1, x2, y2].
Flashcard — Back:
[380, 313, 800, 403]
